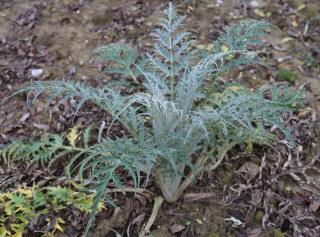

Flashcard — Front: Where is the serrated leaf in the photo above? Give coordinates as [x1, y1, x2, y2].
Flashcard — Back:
[67, 125, 81, 147]
[15, 188, 33, 198]
[55, 218, 65, 232]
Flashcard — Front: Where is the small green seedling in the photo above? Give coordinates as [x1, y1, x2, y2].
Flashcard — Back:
[276, 68, 298, 83]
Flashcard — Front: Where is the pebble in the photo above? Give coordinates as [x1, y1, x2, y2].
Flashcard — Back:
[298, 107, 312, 119]
[250, 0, 265, 8]
[31, 68, 43, 78]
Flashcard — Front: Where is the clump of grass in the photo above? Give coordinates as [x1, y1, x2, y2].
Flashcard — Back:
[276, 68, 298, 83]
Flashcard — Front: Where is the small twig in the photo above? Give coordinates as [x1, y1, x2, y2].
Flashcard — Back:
[209, 143, 236, 171]
[98, 121, 106, 142]
[208, 152, 227, 171]
[139, 196, 164, 237]
[259, 154, 266, 180]
[183, 192, 215, 202]
[106, 187, 154, 196]
[303, 20, 310, 37]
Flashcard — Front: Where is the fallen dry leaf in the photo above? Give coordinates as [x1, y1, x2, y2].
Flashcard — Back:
[238, 162, 260, 181]
[169, 224, 186, 234]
